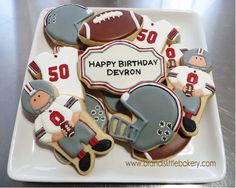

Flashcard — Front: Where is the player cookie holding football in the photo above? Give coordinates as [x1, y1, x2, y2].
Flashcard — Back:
[21, 80, 113, 175]
[168, 48, 215, 136]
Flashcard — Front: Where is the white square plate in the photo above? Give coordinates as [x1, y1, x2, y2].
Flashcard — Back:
[8, 8, 226, 183]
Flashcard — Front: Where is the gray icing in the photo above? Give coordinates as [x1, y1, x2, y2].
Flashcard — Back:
[102, 91, 127, 113]
[183, 48, 212, 72]
[45, 4, 93, 45]
[85, 94, 108, 132]
[174, 88, 200, 115]
[109, 83, 181, 152]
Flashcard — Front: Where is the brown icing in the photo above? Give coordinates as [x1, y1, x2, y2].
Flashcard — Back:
[79, 10, 143, 42]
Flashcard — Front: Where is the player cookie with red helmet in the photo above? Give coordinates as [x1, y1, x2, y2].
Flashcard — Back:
[78, 10, 143, 46]
[167, 48, 215, 137]
[21, 80, 114, 175]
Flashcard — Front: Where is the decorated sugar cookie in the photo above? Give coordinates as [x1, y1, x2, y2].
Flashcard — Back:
[167, 48, 215, 136]
[162, 44, 188, 70]
[85, 94, 108, 132]
[78, 10, 143, 46]
[28, 47, 85, 99]
[132, 131, 191, 161]
[108, 82, 182, 152]
[44, 4, 94, 48]
[79, 40, 165, 95]
[101, 91, 131, 114]
[21, 80, 114, 175]
[133, 16, 180, 53]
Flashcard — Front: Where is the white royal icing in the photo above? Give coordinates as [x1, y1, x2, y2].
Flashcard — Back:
[129, 10, 140, 29]
[30, 47, 84, 99]
[133, 16, 176, 53]
[93, 11, 123, 24]
[144, 152, 153, 161]
[79, 41, 165, 94]
[34, 95, 82, 143]
[168, 66, 215, 96]
[83, 22, 91, 39]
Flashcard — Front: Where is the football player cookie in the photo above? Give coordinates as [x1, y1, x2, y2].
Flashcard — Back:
[85, 93, 108, 132]
[133, 16, 180, 53]
[78, 10, 143, 46]
[44, 4, 93, 48]
[167, 48, 215, 137]
[108, 82, 182, 152]
[21, 80, 114, 175]
[28, 47, 85, 99]
[79, 40, 165, 95]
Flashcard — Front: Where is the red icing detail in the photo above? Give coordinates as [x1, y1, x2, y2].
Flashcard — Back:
[50, 111, 65, 126]
[89, 136, 99, 146]
[65, 97, 75, 108]
[187, 72, 198, 84]
[48, 64, 70, 82]
[29, 61, 40, 73]
[35, 129, 45, 138]
[137, 29, 158, 44]
[59, 64, 69, 79]
[185, 112, 192, 119]
[180, 48, 188, 53]
[168, 28, 178, 40]
[79, 50, 84, 55]
[48, 66, 58, 82]
[25, 84, 32, 93]
[166, 47, 176, 58]
[77, 150, 86, 159]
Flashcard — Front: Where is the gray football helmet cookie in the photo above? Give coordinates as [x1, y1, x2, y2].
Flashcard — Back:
[44, 4, 93, 46]
[108, 83, 182, 152]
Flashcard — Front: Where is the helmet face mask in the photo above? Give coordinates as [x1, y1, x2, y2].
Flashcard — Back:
[21, 80, 55, 116]
[183, 48, 212, 72]
[109, 83, 182, 152]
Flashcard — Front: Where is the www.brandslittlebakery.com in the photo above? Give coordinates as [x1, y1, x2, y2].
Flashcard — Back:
[125, 159, 216, 168]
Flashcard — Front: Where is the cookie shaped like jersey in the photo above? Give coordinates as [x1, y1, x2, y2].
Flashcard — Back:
[108, 82, 182, 152]
[78, 10, 143, 46]
[133, 16, 180, 53]
[28, 47, 85, 99]
[44, 4, 93, 48]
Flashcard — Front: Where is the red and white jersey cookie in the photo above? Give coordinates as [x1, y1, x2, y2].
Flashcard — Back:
[133, 16, 180, 52]
[28, 47, 84, 99]
[78, 10, 143, 45]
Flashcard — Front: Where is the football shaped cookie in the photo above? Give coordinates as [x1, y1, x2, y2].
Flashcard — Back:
[78, 10, 143, 46]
